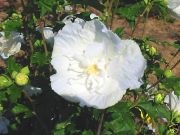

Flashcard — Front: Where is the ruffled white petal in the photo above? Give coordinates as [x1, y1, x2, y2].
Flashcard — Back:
[51, 19, 146, 109]
[64, 5, 73, 11]
[168, 0, 180, 19]
[164, 92, 180, 113]
[90, 13, 99, 20]
[0, 32, 23, 59]
[109, 40, 146, 90]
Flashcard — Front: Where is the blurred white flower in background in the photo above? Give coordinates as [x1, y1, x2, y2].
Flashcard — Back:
[90, 13, 99, 20]
[64, 5, 73, 11]
[167, 0, 180, 19]
[0, 114, 9, 134]
[0, 32, 23, 59]
[50, 18, 146, 109]
[164, 92, 180, 113]
[23, 85, 42, 96]
[43, 27, 55, 47]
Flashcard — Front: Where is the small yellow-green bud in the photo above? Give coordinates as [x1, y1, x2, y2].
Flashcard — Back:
[155, 93, 164, 104]
[11, 71, 18, 79]
[164, 69, 173, 78]
[149, 47, 156, 56]
[15, 73, 29, 86]
[0, 104, 3, 111]
[20, 66, 30, 76]
[175, 116, 180, 123]
[172, 111, 180, 119]
[158, 83, 166, 89]
[12, 13, 22, 19]
[166, 129, 175, 135]
[0, 75, 13, 89]
[163, 0, 168, 5]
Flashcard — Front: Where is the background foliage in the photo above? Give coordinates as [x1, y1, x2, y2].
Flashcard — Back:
[0, 0, 179, 135]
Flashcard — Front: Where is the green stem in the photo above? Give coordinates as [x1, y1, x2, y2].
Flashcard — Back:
[110, 0, 119, 29]
[142, 11, 149, 37]
[20, 0, 34, 53]
[39, 21, 48, 56]
[96, 110, 105, 135]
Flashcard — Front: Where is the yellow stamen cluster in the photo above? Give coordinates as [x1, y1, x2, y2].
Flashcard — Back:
[85, 64, 100, 75]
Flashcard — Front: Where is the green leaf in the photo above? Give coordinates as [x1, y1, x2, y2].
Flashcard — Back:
[117, 1, 145, 26]
[70, 0, 104, 12]
[12, 104, 29, 114]
[20, 66, 30, 76]
[82, 130, 94, 135]
[0, 91, 7, 102]
[114, 27, 124, 38]
[138, 101, 171, 121]
[0, 75, 13, 89]
[158, 124, 166, 135]
[92, 109, 101, 120]
[35, 0, 56, 16]
[0, 13, 22, 37]
[12, 104, 32, 118]
[6, 57, 22, 74]
[104, 102, 135, 134]
[53, 121, 71, 135]
[30, 52, 50, 67]
[163, 77, 180, 94]
[144, 0, 149, 4]
[107, 101, 132, 113]
[7, 85, 22, 103]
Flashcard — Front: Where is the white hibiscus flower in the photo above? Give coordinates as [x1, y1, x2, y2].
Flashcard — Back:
[50, 19, 146, 109]
[164, 92, 180, 113]
[0, 31, 23, 59]
[167, 0, 180, 19]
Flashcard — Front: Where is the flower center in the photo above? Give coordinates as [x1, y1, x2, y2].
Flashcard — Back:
[85, 64, 100, 75]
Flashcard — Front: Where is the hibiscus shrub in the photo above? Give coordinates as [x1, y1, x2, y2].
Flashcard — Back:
[0, 0, 179, 135]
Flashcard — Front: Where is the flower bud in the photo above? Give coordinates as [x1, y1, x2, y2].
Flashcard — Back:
[172, 111, 180, 119]
[11, 71, 18, 79]
[166, 129, 175, 135]
[12, 13, 22, 19]
[155, 93, 164, 104]
[0, 104, 3, 111]
[175, 116, 180, 123]
[15, 73, 29, 86]
[149, 47, 156, 56]
[0, 75, 13, 89]
[158, 83, 166, 89]
[164, 69, 173, 78]
[20, 66, 30, 76]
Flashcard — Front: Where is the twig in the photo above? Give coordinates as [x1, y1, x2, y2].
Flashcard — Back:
[20, 0, 34, 53]
[142, 11, 149, 37]
[170, 59, 180, 70]
[131, 16, 141, 37]
[96, 110, 105, 135]
[39, 20, 48, 56]
[110, 0, 119, 29]
[146, 59, 180, 91]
